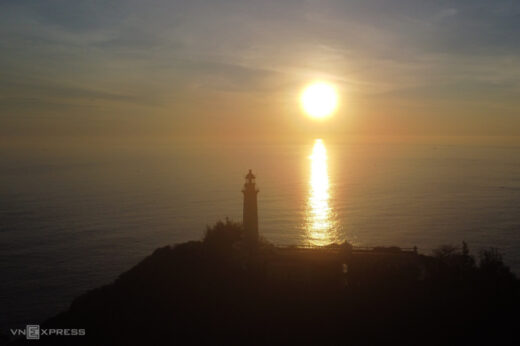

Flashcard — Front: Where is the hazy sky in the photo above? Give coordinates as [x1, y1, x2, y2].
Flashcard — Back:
[1, 0, 519, 142]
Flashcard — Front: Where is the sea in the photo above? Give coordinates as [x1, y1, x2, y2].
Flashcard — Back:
[1, 139, 520, 330]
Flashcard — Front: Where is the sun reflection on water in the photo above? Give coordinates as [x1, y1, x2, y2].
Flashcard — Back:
[305, 139, 339, 246]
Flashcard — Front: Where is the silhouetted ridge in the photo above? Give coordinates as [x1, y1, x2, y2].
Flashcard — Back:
[15, 220, 519, 346]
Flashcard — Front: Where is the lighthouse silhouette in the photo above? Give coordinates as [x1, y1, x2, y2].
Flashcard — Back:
[242, 169, 259, 245]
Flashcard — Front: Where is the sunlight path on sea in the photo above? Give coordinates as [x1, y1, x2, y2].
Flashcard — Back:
[305, 139, 340, 246]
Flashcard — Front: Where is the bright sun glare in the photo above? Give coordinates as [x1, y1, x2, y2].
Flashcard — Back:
[301, 82, 338, 119]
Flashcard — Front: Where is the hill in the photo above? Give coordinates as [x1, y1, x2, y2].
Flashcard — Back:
[11, 220, 519, 345]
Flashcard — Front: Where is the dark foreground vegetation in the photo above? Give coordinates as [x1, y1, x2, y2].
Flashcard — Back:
[11, 220, 520, 345]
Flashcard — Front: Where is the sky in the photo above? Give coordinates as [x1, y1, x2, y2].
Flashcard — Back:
[1, 0, 519, 144]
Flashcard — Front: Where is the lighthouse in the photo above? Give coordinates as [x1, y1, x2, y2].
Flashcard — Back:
[242, 169, 259, 244]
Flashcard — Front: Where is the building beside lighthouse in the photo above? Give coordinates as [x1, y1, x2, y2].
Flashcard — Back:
[242, 169, 259, 244]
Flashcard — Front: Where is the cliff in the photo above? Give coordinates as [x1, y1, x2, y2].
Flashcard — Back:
[13, 220, 520, 345]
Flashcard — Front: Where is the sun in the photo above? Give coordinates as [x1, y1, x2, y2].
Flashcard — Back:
[300, 82, 338, 119]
